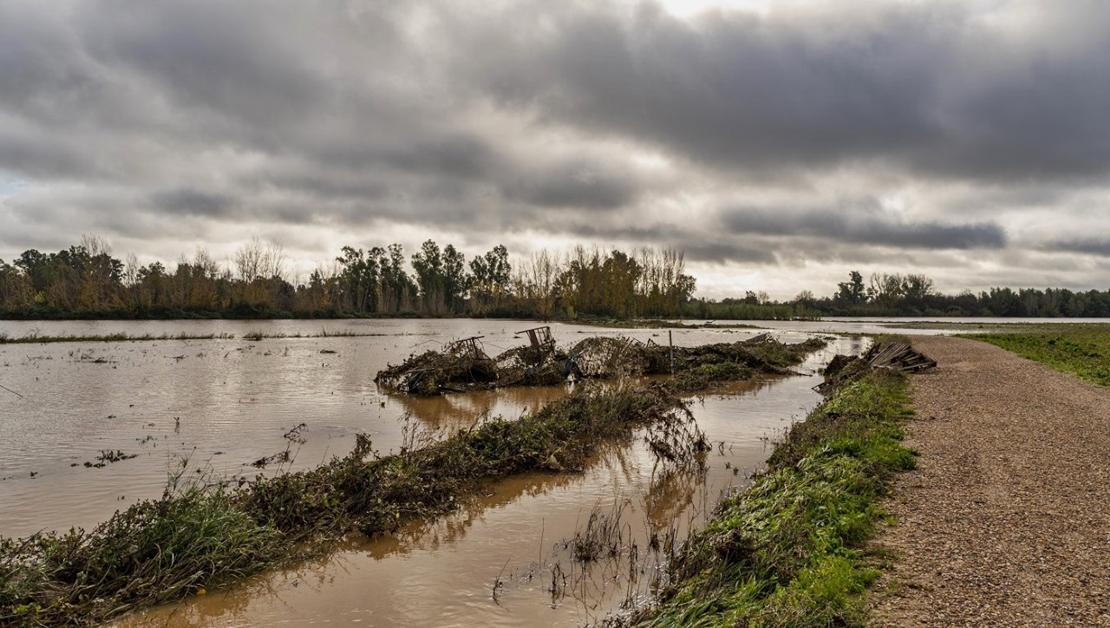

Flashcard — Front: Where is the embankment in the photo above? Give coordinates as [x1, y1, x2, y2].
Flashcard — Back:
[625, 363, 916, 626]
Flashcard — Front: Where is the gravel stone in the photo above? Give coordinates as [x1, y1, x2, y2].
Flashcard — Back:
[869, 336, 1110, 627]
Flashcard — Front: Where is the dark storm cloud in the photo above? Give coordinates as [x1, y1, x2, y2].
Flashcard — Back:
[458, 1, 1110, 180]
[721, 206, 1006, 250]
[503, 161, 642, 210]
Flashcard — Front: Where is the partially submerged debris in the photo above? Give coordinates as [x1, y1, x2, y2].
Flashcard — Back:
[376, 329, 825, 396]
[375, 336, 500, 394]
[816, 340, 936, 395]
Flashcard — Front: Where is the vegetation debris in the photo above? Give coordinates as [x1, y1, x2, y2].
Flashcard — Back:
[815, 340, 935, 395]
[377, 331, 827, 396]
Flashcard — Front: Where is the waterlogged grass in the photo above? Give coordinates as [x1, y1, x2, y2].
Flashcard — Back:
[630, 368, 916, 627]
[0, 337, 826, 627]
[0, 332, 233, 344]
[0, 330, 395, 344]
[969, 324, 1110, 387]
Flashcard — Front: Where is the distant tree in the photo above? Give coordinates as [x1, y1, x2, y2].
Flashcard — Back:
[442, 244, 468, 312]
[469, 245, 511, 313]
[868, 273, 905, 307]
[335, 246, 381, 313]
[836, 271, 866, 304]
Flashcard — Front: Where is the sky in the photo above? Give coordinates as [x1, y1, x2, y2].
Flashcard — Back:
[2, 0, 1109, 300]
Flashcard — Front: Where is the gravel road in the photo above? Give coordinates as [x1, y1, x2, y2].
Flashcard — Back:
[870, 335, 1110, 627]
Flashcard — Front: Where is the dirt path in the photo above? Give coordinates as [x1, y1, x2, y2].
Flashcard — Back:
[870, 336, 1110, 627]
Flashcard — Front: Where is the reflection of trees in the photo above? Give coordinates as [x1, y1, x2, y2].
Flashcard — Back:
[388, 385, 570, 430]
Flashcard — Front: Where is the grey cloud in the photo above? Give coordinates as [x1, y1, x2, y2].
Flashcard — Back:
[721, 206, 1006, 250]
[503, 161, 641, 210]
[151, 188, 236, 218]
[683, 241, 777, 265]
[1042, 239, 1110, 258]
[456, 1, 1110, 181]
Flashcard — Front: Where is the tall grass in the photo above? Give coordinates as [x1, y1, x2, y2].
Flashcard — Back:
[625, 367, 916, 627]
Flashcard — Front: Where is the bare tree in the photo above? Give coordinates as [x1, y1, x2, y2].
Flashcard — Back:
[235, 237, 287, 282]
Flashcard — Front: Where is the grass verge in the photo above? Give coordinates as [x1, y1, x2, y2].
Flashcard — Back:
[967, 324, 1110, 387]
[622, 367, 916, 627]
[0, 338, 824, 627]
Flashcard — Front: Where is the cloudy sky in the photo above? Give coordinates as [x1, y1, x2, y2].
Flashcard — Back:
[2, 0, 1109, 299]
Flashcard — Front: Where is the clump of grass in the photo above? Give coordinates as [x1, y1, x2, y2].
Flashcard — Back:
[969, 326, 1110, 386]
[670, 362, 755, 394]
[569, 502, 629, 563]
[0, 332, 231, 344]
[624, 368, 916, 627]
[0, 469, 282, 626]
[82, 450, 138, 468]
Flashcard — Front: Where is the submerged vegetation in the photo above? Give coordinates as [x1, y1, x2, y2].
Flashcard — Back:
[0, 332, 233, 344]
[969, 324, 1110, 387]
[0, 337, 824, 627]
[0, 330, 393, 344]
[623, 355, 916, 627]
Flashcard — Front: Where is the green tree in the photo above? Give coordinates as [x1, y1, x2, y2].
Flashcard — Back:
[836, 271, 866, 305]
[469, 245, 511, 313]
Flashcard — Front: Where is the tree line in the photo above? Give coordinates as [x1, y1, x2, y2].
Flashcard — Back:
[686, 270, 1110, 319]
[0, 237, 696, 320]
[3, 240, 1108, 320]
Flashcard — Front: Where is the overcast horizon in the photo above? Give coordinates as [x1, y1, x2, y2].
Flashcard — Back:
[2, 0, 1110, 300]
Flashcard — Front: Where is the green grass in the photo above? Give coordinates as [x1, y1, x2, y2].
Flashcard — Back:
[630, 366, 916, 627]
[968, 324, 1110, 387]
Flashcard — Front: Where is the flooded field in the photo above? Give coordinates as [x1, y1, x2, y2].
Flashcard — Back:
[2, 318, 866, 625]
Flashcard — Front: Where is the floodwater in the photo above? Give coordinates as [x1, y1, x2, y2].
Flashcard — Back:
[0, 317, 975, 626]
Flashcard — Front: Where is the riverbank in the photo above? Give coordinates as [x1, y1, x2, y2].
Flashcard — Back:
[870, 336, 1110, 626]
[624, 355, 916, 626]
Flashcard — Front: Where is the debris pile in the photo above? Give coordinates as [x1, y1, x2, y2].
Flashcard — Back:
[816, 340, 936, 395]
[376, 328, 827, 396]
[374, 336, 498, 395]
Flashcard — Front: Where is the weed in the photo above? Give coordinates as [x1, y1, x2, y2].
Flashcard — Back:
[82, 450, 138, 469]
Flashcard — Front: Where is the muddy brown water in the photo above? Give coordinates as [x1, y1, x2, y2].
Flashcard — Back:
[0, 319, 871, 626]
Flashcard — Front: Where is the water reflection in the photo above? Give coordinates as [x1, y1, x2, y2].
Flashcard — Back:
[391, 385, 571, 431]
